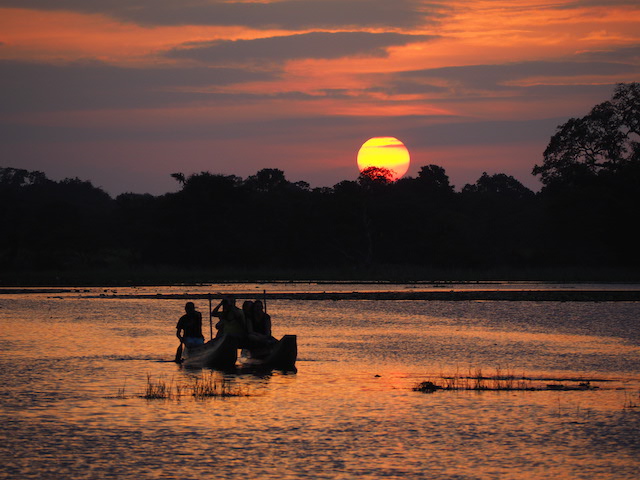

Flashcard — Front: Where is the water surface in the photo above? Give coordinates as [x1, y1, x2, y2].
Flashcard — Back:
[1, 285, 639, 479]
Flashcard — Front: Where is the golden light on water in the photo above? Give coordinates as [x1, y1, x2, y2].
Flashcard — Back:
[357, 137, 411, 180]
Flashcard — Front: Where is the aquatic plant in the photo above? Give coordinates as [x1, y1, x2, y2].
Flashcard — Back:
[139, 373, 249, 401]
[116, 379, 127, 399]
[623, 391, 639, 410]
[143, 374, 174, 399]
[190, 373, 248, 399]
[411, 369, 607, 393]
[413, 381, 443, 393]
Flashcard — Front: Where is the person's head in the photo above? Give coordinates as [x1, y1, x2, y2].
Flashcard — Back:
[242, 300, 254, 315]
[253, 300, 264, 314]
[222, 295, 236, 308]
[185, 302, 196, 313]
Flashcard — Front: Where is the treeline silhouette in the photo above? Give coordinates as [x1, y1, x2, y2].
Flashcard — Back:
[1, 83, 638, 279]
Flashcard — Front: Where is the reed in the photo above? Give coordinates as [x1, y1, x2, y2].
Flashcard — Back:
[143, 374, 174, 399]
[190, 373, 248, 399]
[140, 373, 249, 400]
[414, 368, 541, 393]
[116, 379, 127, 399]
[623, 391, 639, 410]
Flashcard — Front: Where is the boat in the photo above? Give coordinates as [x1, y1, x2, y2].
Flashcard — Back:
[180, 335, 238, 369]
[239, 335, 298, 371]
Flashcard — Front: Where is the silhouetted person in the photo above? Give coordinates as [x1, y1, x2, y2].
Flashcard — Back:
[176, 302, 204, 348]
[242, 300, 255, 332]
[248, 300, 276, 346]
[212, 295, 248, 346]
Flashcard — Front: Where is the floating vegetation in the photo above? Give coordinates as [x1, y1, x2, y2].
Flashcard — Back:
[138, 373, 250, 401]
[414, 368, 604, 393]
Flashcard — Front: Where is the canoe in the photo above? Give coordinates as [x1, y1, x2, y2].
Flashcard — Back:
[180, 334, 238, 369]
[239, 334, 298, 371]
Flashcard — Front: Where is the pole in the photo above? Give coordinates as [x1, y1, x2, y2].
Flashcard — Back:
[208, 294, 213, 340]
[263, 289, 267, 314]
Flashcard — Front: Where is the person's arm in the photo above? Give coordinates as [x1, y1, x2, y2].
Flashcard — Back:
[211, 300, 225, 318]
[176, 321, 184, 340]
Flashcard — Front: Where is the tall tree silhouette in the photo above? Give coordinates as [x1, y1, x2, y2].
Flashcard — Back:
[533, 82, 640, 266]
[533, 82, 640, 187]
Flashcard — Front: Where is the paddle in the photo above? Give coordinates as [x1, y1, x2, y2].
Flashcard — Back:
[174, 340, 183, 363]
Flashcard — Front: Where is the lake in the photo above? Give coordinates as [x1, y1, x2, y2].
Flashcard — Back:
[1, 283, 639, 479]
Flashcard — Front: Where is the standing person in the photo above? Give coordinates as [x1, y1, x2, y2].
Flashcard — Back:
[176, 302, 204, 361]
[212, 295, 248, 346]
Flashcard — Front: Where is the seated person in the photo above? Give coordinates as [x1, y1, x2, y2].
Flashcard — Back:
[248, 300, 277, 346]
[212, 295, 249, 346]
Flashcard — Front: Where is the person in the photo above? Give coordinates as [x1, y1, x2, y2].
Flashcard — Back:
[248, 299, 276, 346]
[176, 301, 204, 348]
[212, 295, 249, 346]
[242, 300, 255, 332]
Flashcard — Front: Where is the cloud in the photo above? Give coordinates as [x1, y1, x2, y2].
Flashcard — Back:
[574, 45, 640, 63]
[404, 118, 562, 148]
[0, 60, 276, 113]
[556, 0, 640, 8]
[0, 0, 441, 29]
[167, 32, 437, 64]
[383, 60, 640, 95]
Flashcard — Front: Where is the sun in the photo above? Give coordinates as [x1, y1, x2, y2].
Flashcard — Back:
[357, 137, 411, 181]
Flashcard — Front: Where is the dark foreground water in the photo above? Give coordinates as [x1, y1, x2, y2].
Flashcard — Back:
[1, 284, 639, 479]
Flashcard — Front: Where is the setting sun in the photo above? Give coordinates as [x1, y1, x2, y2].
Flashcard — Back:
[357, 137, 411, 181]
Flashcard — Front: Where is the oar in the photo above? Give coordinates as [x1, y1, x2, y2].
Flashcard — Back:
[174, 340, 183, 363]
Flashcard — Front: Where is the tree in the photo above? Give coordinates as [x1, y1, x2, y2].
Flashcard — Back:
[245, 168, 289, 193]
[533, 82, 640, 186]
[416, 164, 454, 194]
[460, 172, 536, 267]
[0, 167, 48, 188]
[462, 172, 534, 199]
[170, 172, 186, 186]
[357, 166, 394, 189]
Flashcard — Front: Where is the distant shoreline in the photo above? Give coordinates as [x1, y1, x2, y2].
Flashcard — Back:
[3, 288, 640, 302]
[2, 265, 639, 288]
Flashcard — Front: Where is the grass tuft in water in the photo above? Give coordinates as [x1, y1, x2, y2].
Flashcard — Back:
[139, 373, 250, 400]
[623, 391, 640, 410]
[116, 379, 127, 399]
[190, 373, 249, 399]
[143, 374, 175, 399]
[412, 368, 606, 393]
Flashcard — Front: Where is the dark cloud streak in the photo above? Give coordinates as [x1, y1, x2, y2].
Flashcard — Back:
[0, 0, 441, 29]
[556, 0, 640, 9]
[167, 32, 437, 64]
[382, 59, 640, 94]
[0, 60, 276, 113]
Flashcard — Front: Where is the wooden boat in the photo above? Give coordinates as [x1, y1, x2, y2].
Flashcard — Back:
[180, 335, 238, 369]
[239, 334, 298, 371]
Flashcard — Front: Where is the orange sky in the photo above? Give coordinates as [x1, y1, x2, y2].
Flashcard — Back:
[1, 0, 638, 194]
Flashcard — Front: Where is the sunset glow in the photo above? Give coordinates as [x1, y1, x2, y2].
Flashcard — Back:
[0, 0, 638, 194]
